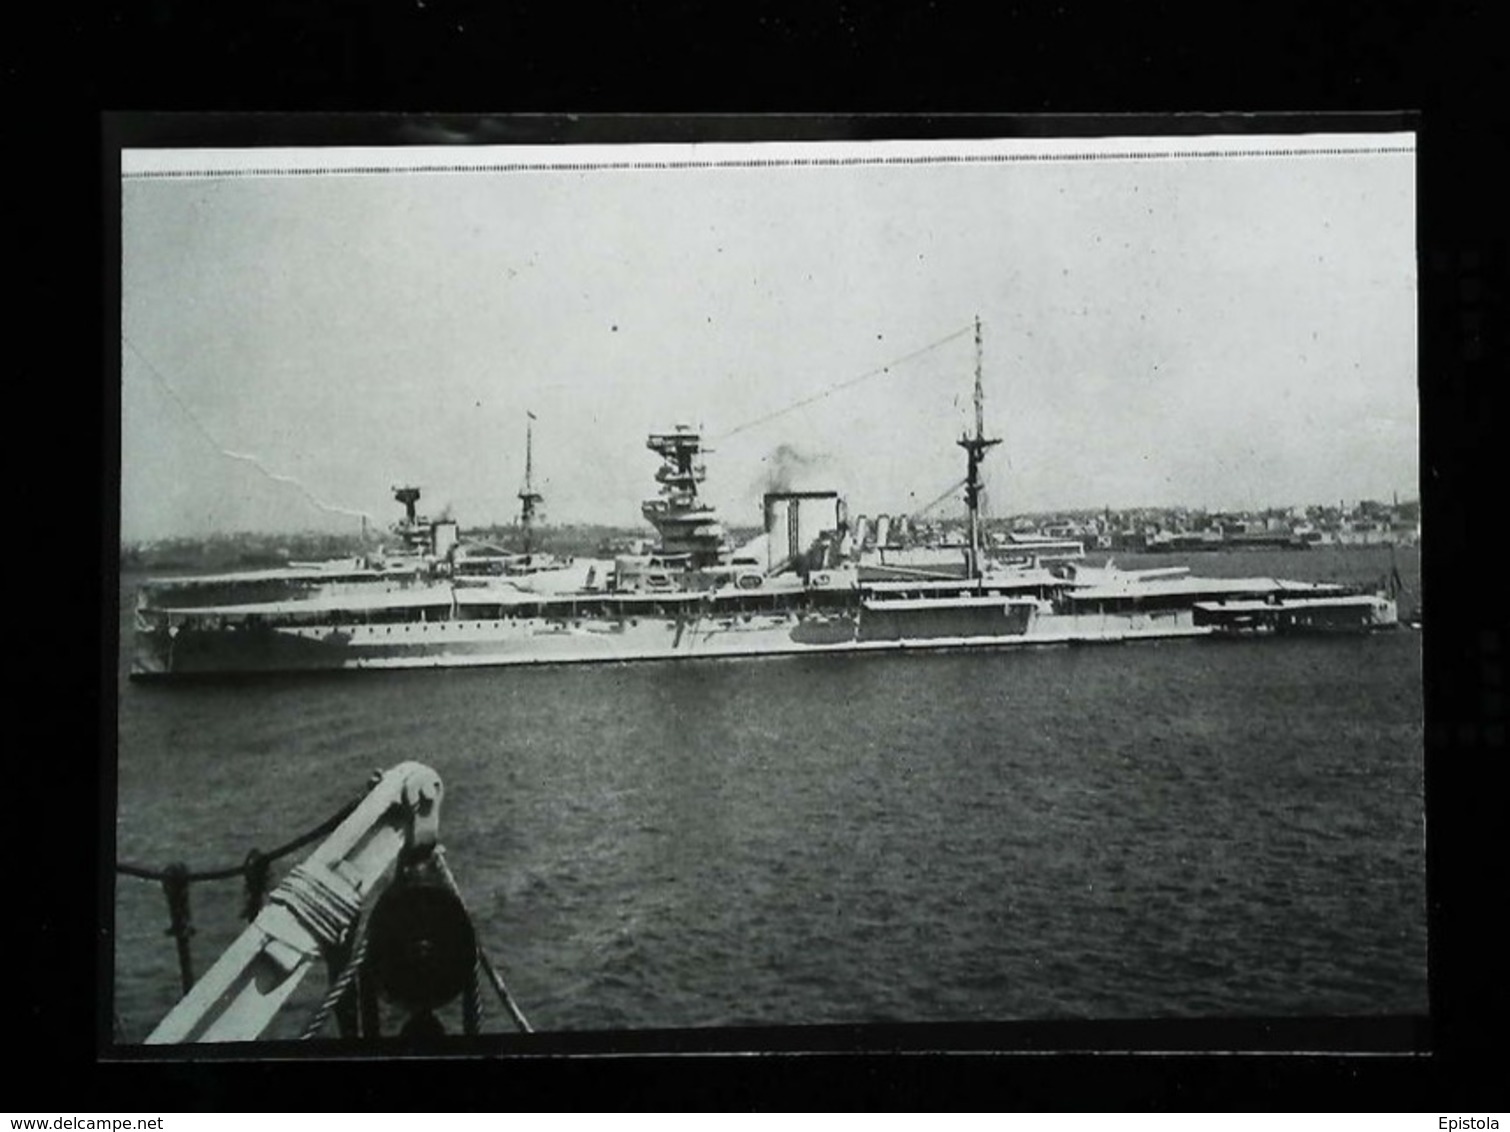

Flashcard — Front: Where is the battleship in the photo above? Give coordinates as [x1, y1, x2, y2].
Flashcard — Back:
[130, 320, 1399, 678]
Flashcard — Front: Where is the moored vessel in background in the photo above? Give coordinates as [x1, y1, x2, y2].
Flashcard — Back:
[131, 319, 1398, 678]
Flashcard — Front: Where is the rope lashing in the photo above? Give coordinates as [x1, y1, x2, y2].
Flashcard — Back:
[160, 863, 195, 996]
[270, 863, 364, 951]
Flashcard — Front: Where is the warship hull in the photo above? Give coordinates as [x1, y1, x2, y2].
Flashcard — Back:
[127, 321, 1401, 680]
[134, 598, 1327, 678]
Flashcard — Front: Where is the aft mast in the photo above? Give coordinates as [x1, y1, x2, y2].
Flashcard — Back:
[957, 315, 1001, 580]
[518, 412, 543, 558]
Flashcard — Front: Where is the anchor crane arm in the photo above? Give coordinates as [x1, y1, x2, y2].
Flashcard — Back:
[145, 762, 443, 1044]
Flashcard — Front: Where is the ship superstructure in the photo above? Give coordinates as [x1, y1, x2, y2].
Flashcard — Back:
[641, 426, 726, 567]
[131, 320, 1398, 677]
[390, 485, 458, 560]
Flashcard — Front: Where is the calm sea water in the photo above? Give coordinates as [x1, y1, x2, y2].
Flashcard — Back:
[112, 547, 1425, 1041]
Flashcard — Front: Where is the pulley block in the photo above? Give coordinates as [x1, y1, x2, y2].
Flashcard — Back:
[364, 862, 477, 1013]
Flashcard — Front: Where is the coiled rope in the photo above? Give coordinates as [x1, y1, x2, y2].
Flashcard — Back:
[273, 862, 365, 949]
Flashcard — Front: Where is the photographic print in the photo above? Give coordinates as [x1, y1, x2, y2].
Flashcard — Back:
[113, 121, 1423, 1049]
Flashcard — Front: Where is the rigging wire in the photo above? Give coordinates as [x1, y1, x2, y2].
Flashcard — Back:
[712, 323, 975, 442]
[122, 335, 378, 526]
[909, 476, 969, 520]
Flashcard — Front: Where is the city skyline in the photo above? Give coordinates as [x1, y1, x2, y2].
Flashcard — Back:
[118, 492, 1423, 549]
[120, 133, 1417, 541]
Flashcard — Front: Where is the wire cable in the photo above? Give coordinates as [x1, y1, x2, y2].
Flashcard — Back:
[713, 323, 974, 442]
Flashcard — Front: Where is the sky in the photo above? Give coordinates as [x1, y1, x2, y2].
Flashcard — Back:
[119, 133, 1417, 541]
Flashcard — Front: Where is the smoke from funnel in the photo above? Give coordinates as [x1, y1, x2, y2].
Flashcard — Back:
[754, 442, 832, 495]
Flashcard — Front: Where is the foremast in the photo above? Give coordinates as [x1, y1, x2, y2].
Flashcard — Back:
[957, 315, 1001, 580]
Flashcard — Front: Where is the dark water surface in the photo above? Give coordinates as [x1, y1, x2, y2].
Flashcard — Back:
[112, 547, 1425, 1040]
